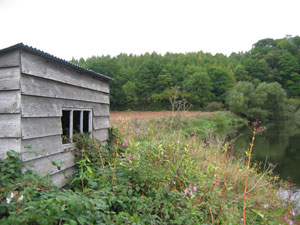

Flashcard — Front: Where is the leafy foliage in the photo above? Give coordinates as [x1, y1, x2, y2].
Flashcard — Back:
[71, 35, 300, 113]
[226, 81, 287, 121]
[1, 114, 295, 224]
[204, 101, 224, 112]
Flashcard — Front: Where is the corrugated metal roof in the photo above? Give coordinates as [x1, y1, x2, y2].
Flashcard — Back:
[0, 43, 113, 81]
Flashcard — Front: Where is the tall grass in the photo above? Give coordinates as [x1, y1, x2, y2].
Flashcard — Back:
[110, 112, 293, 224]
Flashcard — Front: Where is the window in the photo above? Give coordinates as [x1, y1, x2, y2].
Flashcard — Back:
[61, 109, 92, 144]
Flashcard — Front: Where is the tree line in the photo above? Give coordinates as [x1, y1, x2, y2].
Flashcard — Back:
[71, 35, 300, 121]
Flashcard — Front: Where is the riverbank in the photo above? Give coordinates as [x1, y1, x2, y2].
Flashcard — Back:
[0, 112, 297, 224]
[232, 120, 300, 187]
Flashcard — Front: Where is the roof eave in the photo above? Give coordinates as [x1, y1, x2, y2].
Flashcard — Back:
[0, 43, 114, 81]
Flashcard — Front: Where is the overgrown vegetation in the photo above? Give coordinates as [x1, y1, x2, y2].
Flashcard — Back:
[0, 113, 298, 224]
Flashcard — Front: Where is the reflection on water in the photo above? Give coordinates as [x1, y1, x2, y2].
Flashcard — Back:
[231, 121, 300, 186]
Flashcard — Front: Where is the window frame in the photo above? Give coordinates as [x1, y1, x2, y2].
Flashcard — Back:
[61, 108, 92, 144]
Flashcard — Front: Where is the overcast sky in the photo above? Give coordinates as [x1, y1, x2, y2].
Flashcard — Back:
[0, 0, 299, 60]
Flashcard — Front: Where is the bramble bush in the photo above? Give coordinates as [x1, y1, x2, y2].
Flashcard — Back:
[0, 113, 297, 224]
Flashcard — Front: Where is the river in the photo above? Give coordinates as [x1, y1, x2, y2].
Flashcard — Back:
[229, 120, 300, 186]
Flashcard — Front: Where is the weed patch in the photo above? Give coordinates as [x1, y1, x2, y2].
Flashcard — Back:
[0, 113, 297, 224]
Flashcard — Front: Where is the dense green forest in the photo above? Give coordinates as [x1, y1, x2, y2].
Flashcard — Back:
[71, 35, 300, 120]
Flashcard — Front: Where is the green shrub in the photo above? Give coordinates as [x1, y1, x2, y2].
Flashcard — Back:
[204, 101, 224, 111]
[226, 81, 287, 121]
[295, 109, 300, 126]
[284, 98, 300, 119]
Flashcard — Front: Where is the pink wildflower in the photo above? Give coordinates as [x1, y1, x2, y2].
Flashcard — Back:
[285, 216, 293, 225]
[184, 189, 189, 195]
[219, 193, 222, 197]
[122, 140, 129, 147]
[128, 153, 136, 160]
[222, 200, 226, 204]
[121, 153, 126, 157]
[190, 191, 193, 196]
[285, 216, 289, 221]
[193, 186, 197, 192]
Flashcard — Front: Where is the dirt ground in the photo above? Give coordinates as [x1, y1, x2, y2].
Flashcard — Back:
[110, 111, 212, 125]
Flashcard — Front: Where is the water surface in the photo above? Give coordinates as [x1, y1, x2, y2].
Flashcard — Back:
[231, 120, 300, 186]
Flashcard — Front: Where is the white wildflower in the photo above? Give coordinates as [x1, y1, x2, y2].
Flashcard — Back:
[6, 198, 11, 204]
[18, 195, 24, 201]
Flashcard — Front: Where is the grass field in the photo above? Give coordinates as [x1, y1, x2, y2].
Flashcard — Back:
[110, 111, 215, 125]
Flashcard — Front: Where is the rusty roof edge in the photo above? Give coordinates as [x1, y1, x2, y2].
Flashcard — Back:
[0, 43, 114, 81]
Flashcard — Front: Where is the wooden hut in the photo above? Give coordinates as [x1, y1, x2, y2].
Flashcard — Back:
[0, 43, 112, 187]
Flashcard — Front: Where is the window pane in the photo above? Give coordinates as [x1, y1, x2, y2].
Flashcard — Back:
[73, 110, 81, 134]
[83, 111, 90, 133]
[61, 110, 71, 144]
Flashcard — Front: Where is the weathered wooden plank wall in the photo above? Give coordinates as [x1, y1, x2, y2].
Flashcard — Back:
[0, 47, 110, 186]
[0, 138, 20, 159]
[20, 51, 109, 93]
[19, 50, 110, 187]
[93, 129, 109, 142]
[21, 96, 110, 117]
[0, 67, 20, 90]
[0, 50, 21, 158]
[20, 75, 110, 104]
[0, 91, 21, 113]
[21, 135, 63, 161]
[50, 167, 75, 187]
[0, 114, 21, 137]
[0, 50, 20, 68]
[21, 95, 62, 117]
[93, 117, 110, 130]
[24, 151, 75, 176]
[21, 118, 62, 139]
